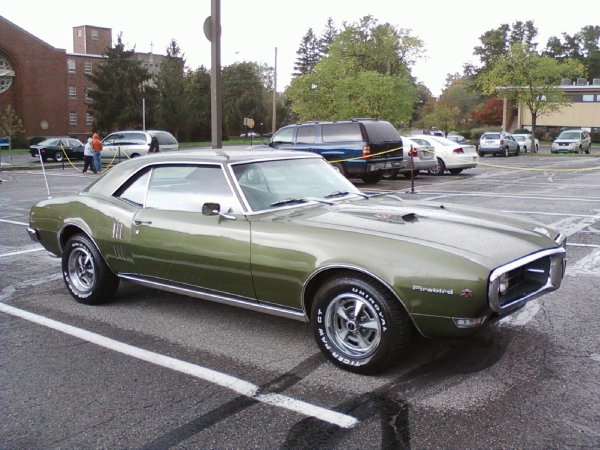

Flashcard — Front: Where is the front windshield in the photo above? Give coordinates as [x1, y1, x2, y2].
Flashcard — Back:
[232, 157, 362, 211]
[558, 132, 581, 140]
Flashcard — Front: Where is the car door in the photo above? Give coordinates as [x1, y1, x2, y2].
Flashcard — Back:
[120, 164, 255, 300]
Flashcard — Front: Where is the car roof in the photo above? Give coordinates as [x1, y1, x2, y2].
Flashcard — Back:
[86, 149, 321, 194]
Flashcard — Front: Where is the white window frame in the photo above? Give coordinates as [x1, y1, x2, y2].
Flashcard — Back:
[69, 111, 77, 126]
[68, 59, 76, 74]
[69, 85, 77, 99]
[84, 61, 92, 74]
[91, 29, 99, 40]
[86, 112, 93, 126]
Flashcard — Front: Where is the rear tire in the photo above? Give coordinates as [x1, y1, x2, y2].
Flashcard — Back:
[54, 151, 64, 162]
[62, 234, 119, 305]
[428, 158, 446, 176]
[503, 147, 509, 157]
[402, 170, 419, 179]
[329, 161, 346, 177]
[311, 271, 412, 374]
[381, 169, 398, 180]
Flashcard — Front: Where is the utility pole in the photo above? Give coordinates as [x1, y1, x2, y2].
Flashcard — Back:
[203, 0, 222, 148]
[272, 47, 277, 134]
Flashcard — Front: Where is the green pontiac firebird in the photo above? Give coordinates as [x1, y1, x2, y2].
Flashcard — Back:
[28, 149, 567, 374]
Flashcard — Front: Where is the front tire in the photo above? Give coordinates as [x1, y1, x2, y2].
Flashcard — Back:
[54, 151, 64, 162]
[428, 157, 446, 176]
[62, 234, 119, 305]
[360, 173, 383, 184]
[503, 147, 509, 157]
[448, 168, 463, 175]
[311, 271, 412, 374]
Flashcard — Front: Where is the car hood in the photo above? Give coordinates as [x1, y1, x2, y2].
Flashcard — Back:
[554, 138, 580, 143]
[262, 195, 560, 269]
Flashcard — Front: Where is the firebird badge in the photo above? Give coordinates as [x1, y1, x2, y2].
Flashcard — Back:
[460, 289, 473, 298]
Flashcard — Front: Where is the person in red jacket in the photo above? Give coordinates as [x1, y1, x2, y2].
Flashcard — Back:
[91, 133, 103, 173]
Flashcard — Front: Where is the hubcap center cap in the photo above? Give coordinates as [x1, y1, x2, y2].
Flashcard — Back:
[347, 321, 357, 332]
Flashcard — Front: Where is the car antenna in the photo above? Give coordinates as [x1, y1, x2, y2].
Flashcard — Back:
[38, 148, 52, 199]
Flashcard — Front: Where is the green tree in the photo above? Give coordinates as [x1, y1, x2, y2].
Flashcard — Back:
[186, 65, 212, 142]
[318, 17, 337, 57]
[0, 104, 25, 164]
[286, 16, 422, 123]
[222, 62, 270, 136]
[415, 98, 461, 136]
[478, 42, 584, 139]
[438, 75, 483, 129]
[154, 39, 188, 139]
[544, 26, 600, 79]
[86, 33, 151, 133]
[466, 21, 538, 77]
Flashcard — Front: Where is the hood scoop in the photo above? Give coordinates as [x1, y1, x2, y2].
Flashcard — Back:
[402, 213, 418, 222]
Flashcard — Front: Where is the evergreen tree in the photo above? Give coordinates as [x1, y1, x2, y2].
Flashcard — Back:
[318, 18, 337, 57]
[293, 28, 320, 76]
[154, 39, 188, 139]
[86, 33, 151, 133]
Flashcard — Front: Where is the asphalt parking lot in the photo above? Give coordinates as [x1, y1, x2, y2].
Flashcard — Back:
[1, 149, 599, 448]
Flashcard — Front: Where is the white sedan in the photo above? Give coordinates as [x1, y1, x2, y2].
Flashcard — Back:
[410, 135, 479, 175]
[512, 134, 539, 153]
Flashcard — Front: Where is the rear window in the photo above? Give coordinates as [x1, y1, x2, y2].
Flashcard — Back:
[155, 132, 178, 145]
[362, 121, 400, 142]
[482, 133, 500, 140]
[322, 123, 364, 143]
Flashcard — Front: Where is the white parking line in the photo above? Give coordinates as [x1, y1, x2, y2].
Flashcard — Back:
[0, 218, 29, 226]
[0, 303, 358, 429]
[0, 247, 45, 258]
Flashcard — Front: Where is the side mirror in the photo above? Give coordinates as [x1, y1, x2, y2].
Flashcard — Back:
[202, 202, 220, 216]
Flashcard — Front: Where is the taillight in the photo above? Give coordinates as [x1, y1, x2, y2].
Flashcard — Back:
[362, 145, 371, 159]
[499, 139, 504, 145]
[453, 148, 464, 154]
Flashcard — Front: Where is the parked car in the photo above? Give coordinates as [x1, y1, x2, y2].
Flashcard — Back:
[478, 132, 520, 157]
[28, 149, 567, 374]
[261, 118, 404, 184]
[410, 135, 479, 175]
[29, 137, 84, 162]
[551, 129, 592, 154]
[446, 135, 470, 145]
[100, 130, 179, 160]
[382, 136, 436, 179]
[240, 131, 261, 138]
[512, 133, 539, 153]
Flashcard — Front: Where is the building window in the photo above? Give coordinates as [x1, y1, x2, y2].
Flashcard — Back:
[70, 111, 77, 126]
[91, 29, 98, 40]
[597, 95, 600, 102]
[77, 29, 82, 37]
[85, 61, 92, 74]
[583, 94, 595, 102]
[69, 85, 77, 99]
[68, 59, 76, 74]
[85, 86, 92, 100]
[86, 112, 93, 126]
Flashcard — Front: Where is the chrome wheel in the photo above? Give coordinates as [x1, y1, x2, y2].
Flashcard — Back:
[324, 293, 382, 359]
[54, 151, 64, 162]
[67, 245, 96, 294]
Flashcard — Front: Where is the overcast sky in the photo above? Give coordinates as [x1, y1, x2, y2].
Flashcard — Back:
[3, 0, 598, 96]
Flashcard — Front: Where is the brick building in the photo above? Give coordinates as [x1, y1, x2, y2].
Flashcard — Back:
[0, 16, 164, 141]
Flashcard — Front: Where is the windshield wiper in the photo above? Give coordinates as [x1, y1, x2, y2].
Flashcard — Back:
[325, 190, 370, 199]
[269, 197, 309, 207]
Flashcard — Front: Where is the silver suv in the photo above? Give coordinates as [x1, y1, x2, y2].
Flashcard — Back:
[101, 130, 179, 160]
[551, 129, 591, 154]
[478, 131, 520, 157]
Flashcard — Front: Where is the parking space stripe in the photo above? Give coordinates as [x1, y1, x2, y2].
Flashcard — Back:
[0, 247, 45, 258]
[0, 303, 358, 429]
[0, 219, 29, 226]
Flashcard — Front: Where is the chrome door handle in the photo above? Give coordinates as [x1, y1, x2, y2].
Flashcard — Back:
[133, 219, 152, 226]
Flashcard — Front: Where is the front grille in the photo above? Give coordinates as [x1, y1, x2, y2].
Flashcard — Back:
[488, 246, 566, 314]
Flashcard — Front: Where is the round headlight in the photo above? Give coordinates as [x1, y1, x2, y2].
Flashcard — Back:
[499, 273, 509, 296]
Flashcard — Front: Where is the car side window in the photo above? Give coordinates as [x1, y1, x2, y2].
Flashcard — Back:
[145, 165, 241, 213]
[296, 125, 316, 144]
[322, 123, 362, 143]
[272, 127, 294, 145]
